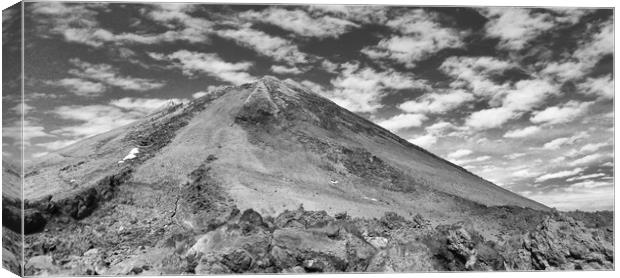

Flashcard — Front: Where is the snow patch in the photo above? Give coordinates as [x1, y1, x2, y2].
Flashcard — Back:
[118, 148, 140, 164]
[362, 196, 378, 202]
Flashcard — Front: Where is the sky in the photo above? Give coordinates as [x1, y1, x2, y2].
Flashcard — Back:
[1, 2, 614, 211]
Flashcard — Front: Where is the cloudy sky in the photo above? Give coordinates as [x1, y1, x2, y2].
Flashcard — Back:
[2, 2, 614, 211]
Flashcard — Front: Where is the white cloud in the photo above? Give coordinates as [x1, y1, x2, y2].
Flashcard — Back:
[362, 9, 466, 67]
[3, 120, 54, 143]
[109, 97, 188, 114]
[36, 139, 80, 151]
[321, 60, 339, 73]
[452, 155, 492, 166]
[192, 92, 208, 99]
[535, 167, 583, 183]
[465, 107, 518, 129]
[503, 125, 541, 138]
[540, 61, 586, 82]
[568, 153, 607, 167]
[51, 97, 186, 139]
[505, 153, 526, 159]
[465, 79, 559, 130]
[511, 168, 540, 178]
[482, 8, 565, 51]
[540, 20, 612, 83]
[407, 134, 437, 149]
[30, 3, 213, 47]
[569, 180, 611, 189]
[525, 186, 612, 211]
[150, 50, 255, 85]
[530, 101, 592, 125]
[447, 149, 473, 159]
[241, 7, 359, 38]
[323, 62, 429, 113]
[398, 90, 474, 114]
[577, 75, 613, 100]
[270, 65, 303, 75]
[578, 142, 609, 154]
[46, 78, 106, 97]
[425, 121, 462, 136]
[308, 5, 388, 25]
[440, 56, 515, 99]
[68, 58, 165, 91]
[566, 173, 606, 182]
[501, 79, 559, 111]
[542, 132, 587, 150]
[573, 20, 613, 64]
[216, 26, 308, 65]
[376, 113, 428, 132]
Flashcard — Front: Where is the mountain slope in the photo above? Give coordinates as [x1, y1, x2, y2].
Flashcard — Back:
[24, 77, 546, 215]
[18, 77, 612, 275]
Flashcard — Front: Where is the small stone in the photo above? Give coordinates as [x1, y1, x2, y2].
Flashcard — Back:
[130, 266, 143, 274]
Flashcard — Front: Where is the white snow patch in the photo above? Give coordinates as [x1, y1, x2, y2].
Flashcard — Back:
[362, 196, 378, 202]
[329, 179, 339, 184]
[118, 148, 140, 164]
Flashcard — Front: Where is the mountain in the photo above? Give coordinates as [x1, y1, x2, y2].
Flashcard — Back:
[15, 77, 613, 275]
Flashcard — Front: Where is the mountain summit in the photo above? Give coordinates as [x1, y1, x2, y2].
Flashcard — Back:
[12, 77, 612, 275]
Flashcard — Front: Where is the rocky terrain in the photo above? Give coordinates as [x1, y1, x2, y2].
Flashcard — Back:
[3, 76, 614, 275]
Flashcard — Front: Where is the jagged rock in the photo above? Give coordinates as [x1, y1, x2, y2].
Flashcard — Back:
[25, 255, 59, 276]
[367, 242, 434, 272]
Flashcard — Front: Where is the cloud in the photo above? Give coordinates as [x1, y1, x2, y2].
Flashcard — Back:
[12, 103, 34, 115]
[51, 97, 186, 139]
[150, 50, 255, 85]
[36, 139, 80, 151]
[192, 92, 208, 99]
[398, 90, 474, 114]
[407, 134, 437, 149]
[481, 8, 581, 51]
[439, 56, 515, 100]
[535, 167, 583, 182]
[425, 121, 463, 136]
[362, 9, 466, 67]
[540, 20, 612, 84]
[322, 62, 429, 113]
[577, 75, 613, 100]
[29, 3, 213, 47]
[3, 120, 54, 143]
[109, 97, 189, 114]
[530, 101, 593, 125]
[573, 20, 613, 63]
[47, 78, 106, 97]
[465, 107, 518, 130]
[52, 105, 145, 138]
[569, 180, 611, 189]
[447, 149, 473, 159]
[542, 132, 587, 150]
[68, 58, 165, 91]
[376, 113, 428, 132]
[566, 173, 606, 182]
[308, 5, 388, 25]
[216, 26, 309, 65]
[465, 79, 559, 130]
[578, 142, 609, 154]
[568, 153, 607, 167]
[505, 153, 527, 160]
[503, 125, 541, 138]
[240, 7, 359, 38]
[270, 65, 303, 75]
[501, 79, 559, 111]
[524, 186, 612, 211]
[511, 168, 540, 178]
